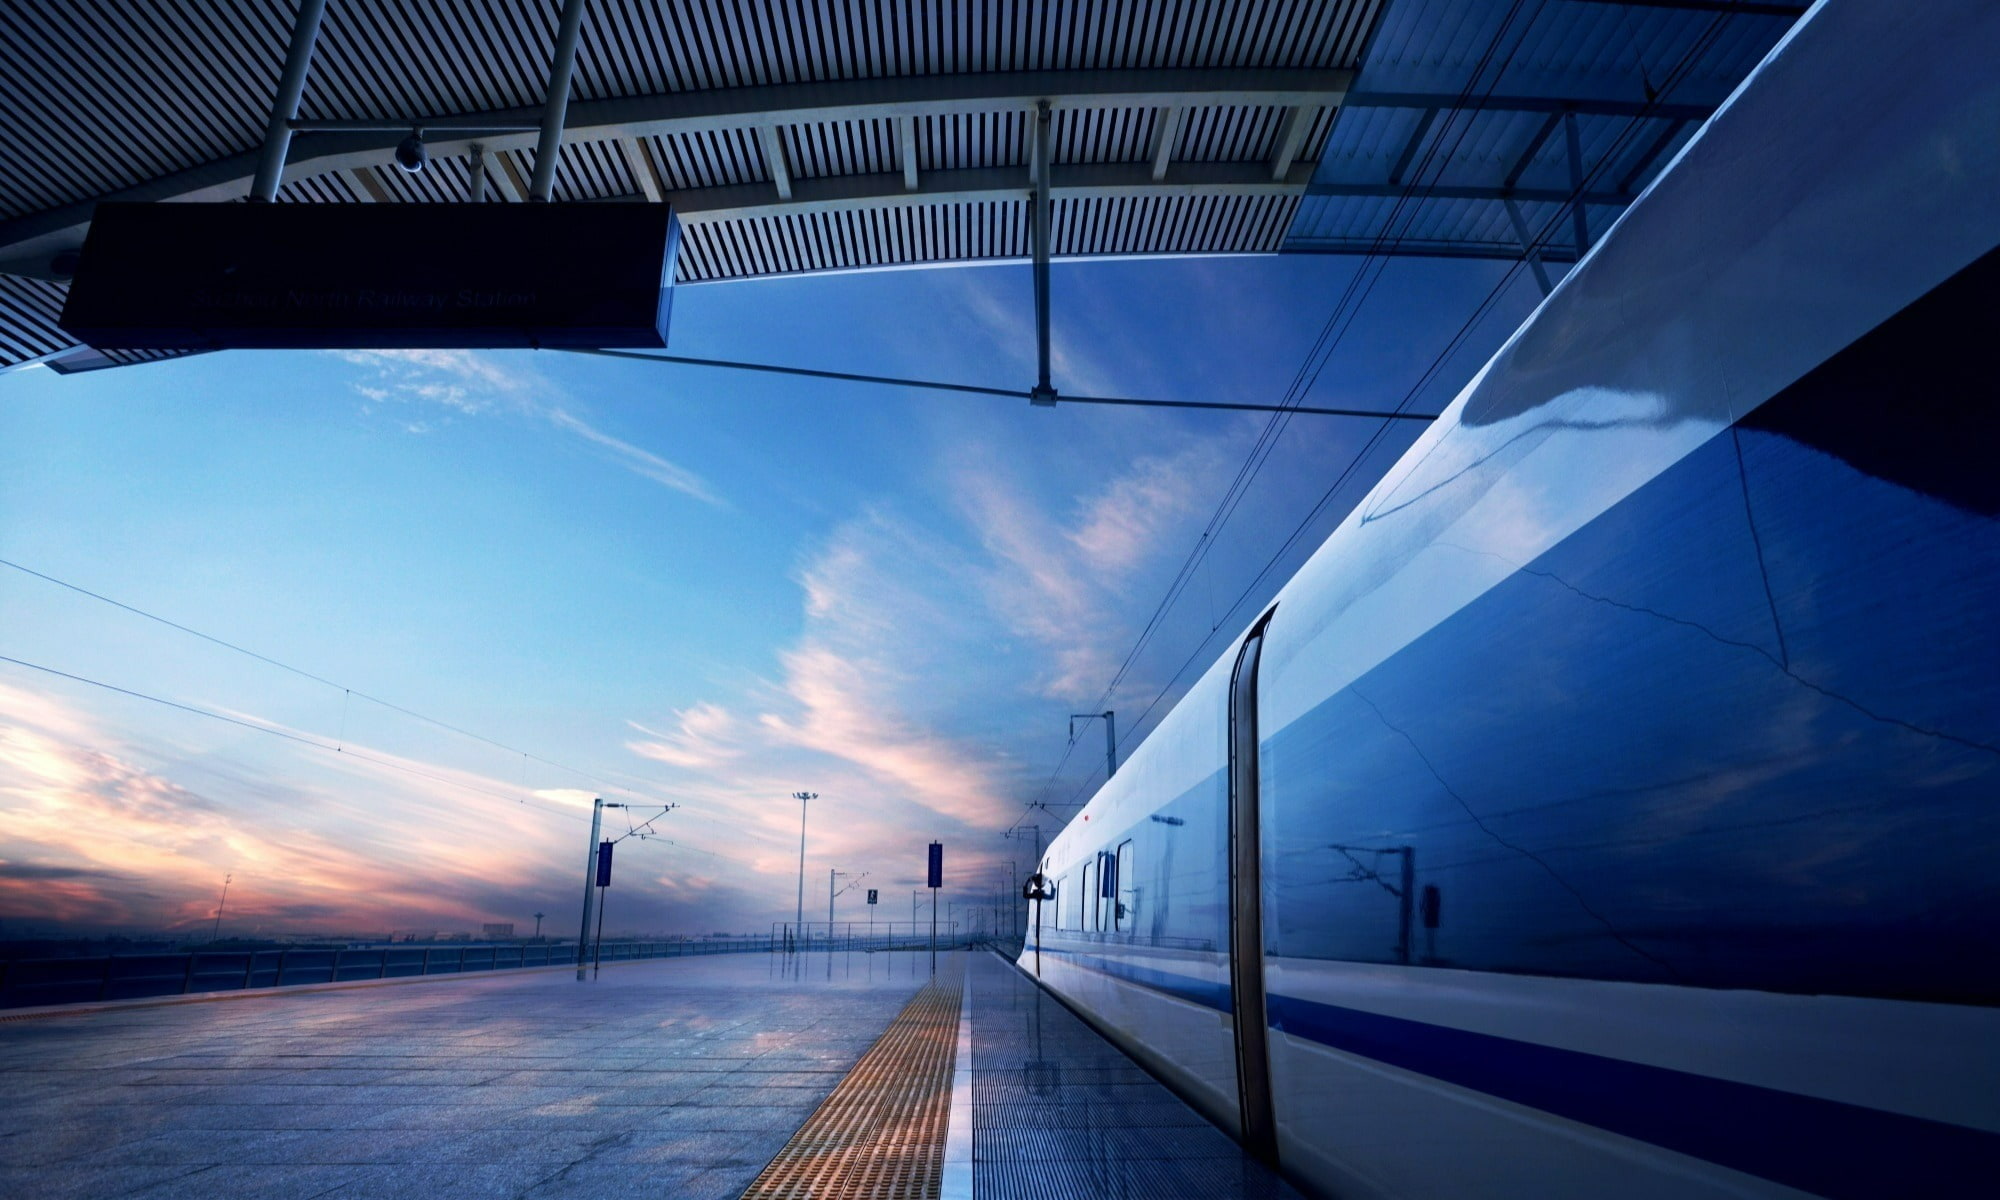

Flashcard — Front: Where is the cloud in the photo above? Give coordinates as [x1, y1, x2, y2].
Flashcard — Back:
[952, 437, 1242, 698]
[0, 684, 712, 935]
[627, 704, 743, 770]
[542, 406, 722, 505]
[615, 432, 1246, 871]
[331, 349, 722, 506]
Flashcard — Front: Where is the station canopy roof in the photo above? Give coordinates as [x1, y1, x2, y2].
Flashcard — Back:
[0, 0, 1804, 376]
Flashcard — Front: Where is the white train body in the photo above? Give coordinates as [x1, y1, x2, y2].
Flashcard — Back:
[1022, 3, 2000, 1196]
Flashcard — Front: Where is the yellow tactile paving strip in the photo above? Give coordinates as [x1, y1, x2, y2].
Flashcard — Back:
[740, 962, 964, 1200]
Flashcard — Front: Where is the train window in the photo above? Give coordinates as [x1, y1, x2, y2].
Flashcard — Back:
[1114, 840, 1133, 932]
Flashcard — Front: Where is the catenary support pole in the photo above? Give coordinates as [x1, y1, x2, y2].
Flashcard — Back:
[1103, 710, 1117, 777]
[1029, 100, 1055, 406]
[250, 0, 328, 201]
[529, 0, 591, 202]
[793, 792, 814, 949]
[576, 798, 602, 980]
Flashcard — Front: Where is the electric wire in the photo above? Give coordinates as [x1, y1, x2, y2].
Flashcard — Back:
[1009, 0, 1541, 835]
[561, 347, 1439, 421]
[0, 651, 591, 824]
[1015, 0, 1736, 832]
[0, 555, 668, 808]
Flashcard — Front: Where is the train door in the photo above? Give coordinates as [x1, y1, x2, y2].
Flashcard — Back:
[1114, 840, 1133, 934]
[1229, 612, 1277, 1162]
[1082, 858, 1097, 933]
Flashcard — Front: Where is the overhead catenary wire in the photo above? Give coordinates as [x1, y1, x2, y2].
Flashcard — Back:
[0, 555, 667, 809]
[1009, 0, 1542, 836]
[0, 651, 590, 824]
[1016, 0, 1736, 832]
[560, 348, 1440, 422]
[1039, 3, 1742, 822]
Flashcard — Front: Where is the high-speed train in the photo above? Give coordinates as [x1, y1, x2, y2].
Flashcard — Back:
[1018, 3, 2000, 1197]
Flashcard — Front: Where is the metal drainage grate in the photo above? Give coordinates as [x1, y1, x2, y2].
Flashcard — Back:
[740, 963, 965, 1200]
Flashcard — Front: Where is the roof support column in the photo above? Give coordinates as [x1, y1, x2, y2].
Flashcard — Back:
[249, 0, 328, 202]
[1564, 110, 1590, 257]
[1030, 101, 1056, 407]
[528, 0, 590, 202]
[1504, 198, 1553, 296]
[468, 143, 487, 202]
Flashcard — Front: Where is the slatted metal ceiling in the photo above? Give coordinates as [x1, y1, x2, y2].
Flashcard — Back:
[0, 0, 1385, 371]
[0, 0, 1379, 222]
[0, 1, 1809, 375]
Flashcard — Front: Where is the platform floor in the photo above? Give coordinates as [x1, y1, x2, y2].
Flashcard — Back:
[0, 949, 1296, 1199]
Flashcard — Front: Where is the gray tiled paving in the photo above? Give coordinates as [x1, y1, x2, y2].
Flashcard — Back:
[968, 952, 1301, 1200]
[0, 951, 938, 1199]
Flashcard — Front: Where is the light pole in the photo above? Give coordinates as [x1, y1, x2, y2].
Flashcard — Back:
[533, 912, 545, 939]
[577, 798, 605, 980]
[792, 792, 816, 946]
[211, 872, 232, 942]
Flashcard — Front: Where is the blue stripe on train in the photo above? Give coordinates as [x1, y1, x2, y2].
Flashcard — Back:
[1037, 944, 1232, 1012]
[1042, 947, 2000, 1197]
[1267, 993, 2000, 1199]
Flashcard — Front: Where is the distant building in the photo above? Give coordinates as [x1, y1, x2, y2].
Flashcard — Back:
[481, 923, 515, 939]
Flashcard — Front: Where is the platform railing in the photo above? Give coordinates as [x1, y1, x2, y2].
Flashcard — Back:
[0, 935, 770, 1010]
[769, 920, 965, 953]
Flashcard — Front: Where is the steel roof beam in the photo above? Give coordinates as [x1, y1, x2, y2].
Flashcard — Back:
[1305, 182, 1634, 205]
[1284, 240, 1582, 264]
[1267, 106, 1317, 182]
[663, 160, 1320, 223]
[1564, 0, 1807, 15]
[1342, 93, 1714, 121]
[0, 66, 1350, 276]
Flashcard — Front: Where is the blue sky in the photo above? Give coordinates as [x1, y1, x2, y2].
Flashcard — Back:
[0, 250, 1539, 939]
